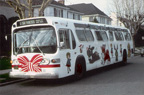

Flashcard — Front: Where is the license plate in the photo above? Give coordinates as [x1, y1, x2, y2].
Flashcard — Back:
[14, 66, 19, 69]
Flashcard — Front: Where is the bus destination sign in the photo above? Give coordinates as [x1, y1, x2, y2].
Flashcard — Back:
[17, 18, 47, 26]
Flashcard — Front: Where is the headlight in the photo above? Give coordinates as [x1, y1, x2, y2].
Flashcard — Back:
[40, 58, 50, 65]
[13, 59, 20, 65]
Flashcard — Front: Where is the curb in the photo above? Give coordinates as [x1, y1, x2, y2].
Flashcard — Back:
[0, 69, 11, 75]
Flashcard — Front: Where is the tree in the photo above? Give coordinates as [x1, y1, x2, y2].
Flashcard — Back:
[39, 0, 53, 16]
[93, 17, 99, 23]
[112, 0, 144, 48]
[5, 0, 53, 19]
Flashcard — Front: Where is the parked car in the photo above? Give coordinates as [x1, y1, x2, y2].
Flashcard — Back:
[134, 48, 141, 54]
[141, 48, 144, 57]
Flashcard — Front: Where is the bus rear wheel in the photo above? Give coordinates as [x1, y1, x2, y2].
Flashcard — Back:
[75, 60, 85, 80]
[122, 50, 127, 65]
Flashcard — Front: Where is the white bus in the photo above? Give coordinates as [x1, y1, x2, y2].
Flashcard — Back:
[10, 17, 134, 79]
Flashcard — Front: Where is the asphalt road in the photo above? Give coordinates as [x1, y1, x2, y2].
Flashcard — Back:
[0, 56, 144, 95]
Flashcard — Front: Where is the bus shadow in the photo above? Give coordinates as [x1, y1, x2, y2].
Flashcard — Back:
[21, 62, 132, 87]
[21, 75, 77, 87]
[84, 62, 132, 79]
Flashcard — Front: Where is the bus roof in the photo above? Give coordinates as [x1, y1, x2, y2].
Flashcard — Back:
[13, 17, 128, 31]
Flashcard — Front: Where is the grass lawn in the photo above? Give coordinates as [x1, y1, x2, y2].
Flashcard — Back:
[0, 73, 10, 83]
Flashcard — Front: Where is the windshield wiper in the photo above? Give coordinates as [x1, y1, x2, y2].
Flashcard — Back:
[31, 37, 45, 56]
[16, 39, 29, 56]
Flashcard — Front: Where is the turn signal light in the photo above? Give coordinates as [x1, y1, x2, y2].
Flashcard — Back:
[10, 60, 13, 64]
[51, 59, 60, 63]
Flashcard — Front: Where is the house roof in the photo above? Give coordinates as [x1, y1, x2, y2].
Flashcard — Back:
[32, 0, 67, 8]
[68, 3, 109, 17]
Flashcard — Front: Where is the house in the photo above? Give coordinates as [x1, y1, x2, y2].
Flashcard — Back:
[0, 0, 18, 56]
[110, 12, 124, 27]
[68, 3, 112, 25]
[33, 0, 83, 20]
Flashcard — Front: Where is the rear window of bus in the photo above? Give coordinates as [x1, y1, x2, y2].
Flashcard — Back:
[114, 31, 124, 41]
[123, 31, 132, 41]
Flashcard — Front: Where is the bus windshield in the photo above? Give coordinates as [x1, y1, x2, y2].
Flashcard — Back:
[13, 26, 57, 55]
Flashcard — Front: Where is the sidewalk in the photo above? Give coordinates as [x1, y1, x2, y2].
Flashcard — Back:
[0, 69, 11, 75]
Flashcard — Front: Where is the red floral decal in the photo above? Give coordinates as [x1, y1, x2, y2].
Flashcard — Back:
[17, 54, 43, 72]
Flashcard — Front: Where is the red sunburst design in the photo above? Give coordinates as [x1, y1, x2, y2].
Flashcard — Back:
[17, 54, 43, 72]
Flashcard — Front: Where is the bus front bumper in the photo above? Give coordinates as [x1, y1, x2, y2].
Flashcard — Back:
[10, 72, 59, 79]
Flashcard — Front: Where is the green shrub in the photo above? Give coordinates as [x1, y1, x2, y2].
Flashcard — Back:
[0, 57, 11, 70]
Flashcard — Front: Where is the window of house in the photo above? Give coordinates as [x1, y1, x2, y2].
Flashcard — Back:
[54, 8, 63, 17]
[78, 15, 80, 20]
[100, 17, 105, 24]
[54, 8, 57, 17]
[67, 12, 69, 18]
[61, 10, 63, 17]
[73, 14, 75, 19]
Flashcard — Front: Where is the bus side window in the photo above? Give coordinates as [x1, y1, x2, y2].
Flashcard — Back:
[59, 30, 70, 49]
[109, 31, 114, 41]
[114, 31, 124, 41]
[101, 31, 108, 41]
[95, 31, 108, 41]
[95, 31, 103, 41]
[119, 32, 124, 41]
[84, 30, 94, 41]
[76, 29, 87, 41]
[123, 31, 131, 41]
[114, 31, 119, 40]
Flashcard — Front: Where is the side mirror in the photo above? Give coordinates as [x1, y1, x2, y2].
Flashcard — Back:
[60, 42, 64, 48]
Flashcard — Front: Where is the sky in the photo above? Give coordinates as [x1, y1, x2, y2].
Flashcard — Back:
[64, 0, 113, 15]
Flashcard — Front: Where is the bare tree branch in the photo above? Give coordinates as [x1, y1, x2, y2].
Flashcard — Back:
[39, 0, 53, 16]
[113, 0, 144, 35]
[5, 0, 54, 18]
[112, 0, 144, 48]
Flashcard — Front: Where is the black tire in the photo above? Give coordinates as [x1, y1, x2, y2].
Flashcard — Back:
[75, 59, 86, 80]
[122, 50, 127, 65]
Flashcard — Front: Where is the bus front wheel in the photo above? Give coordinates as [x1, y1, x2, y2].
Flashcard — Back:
[75, 59, 86, 80]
